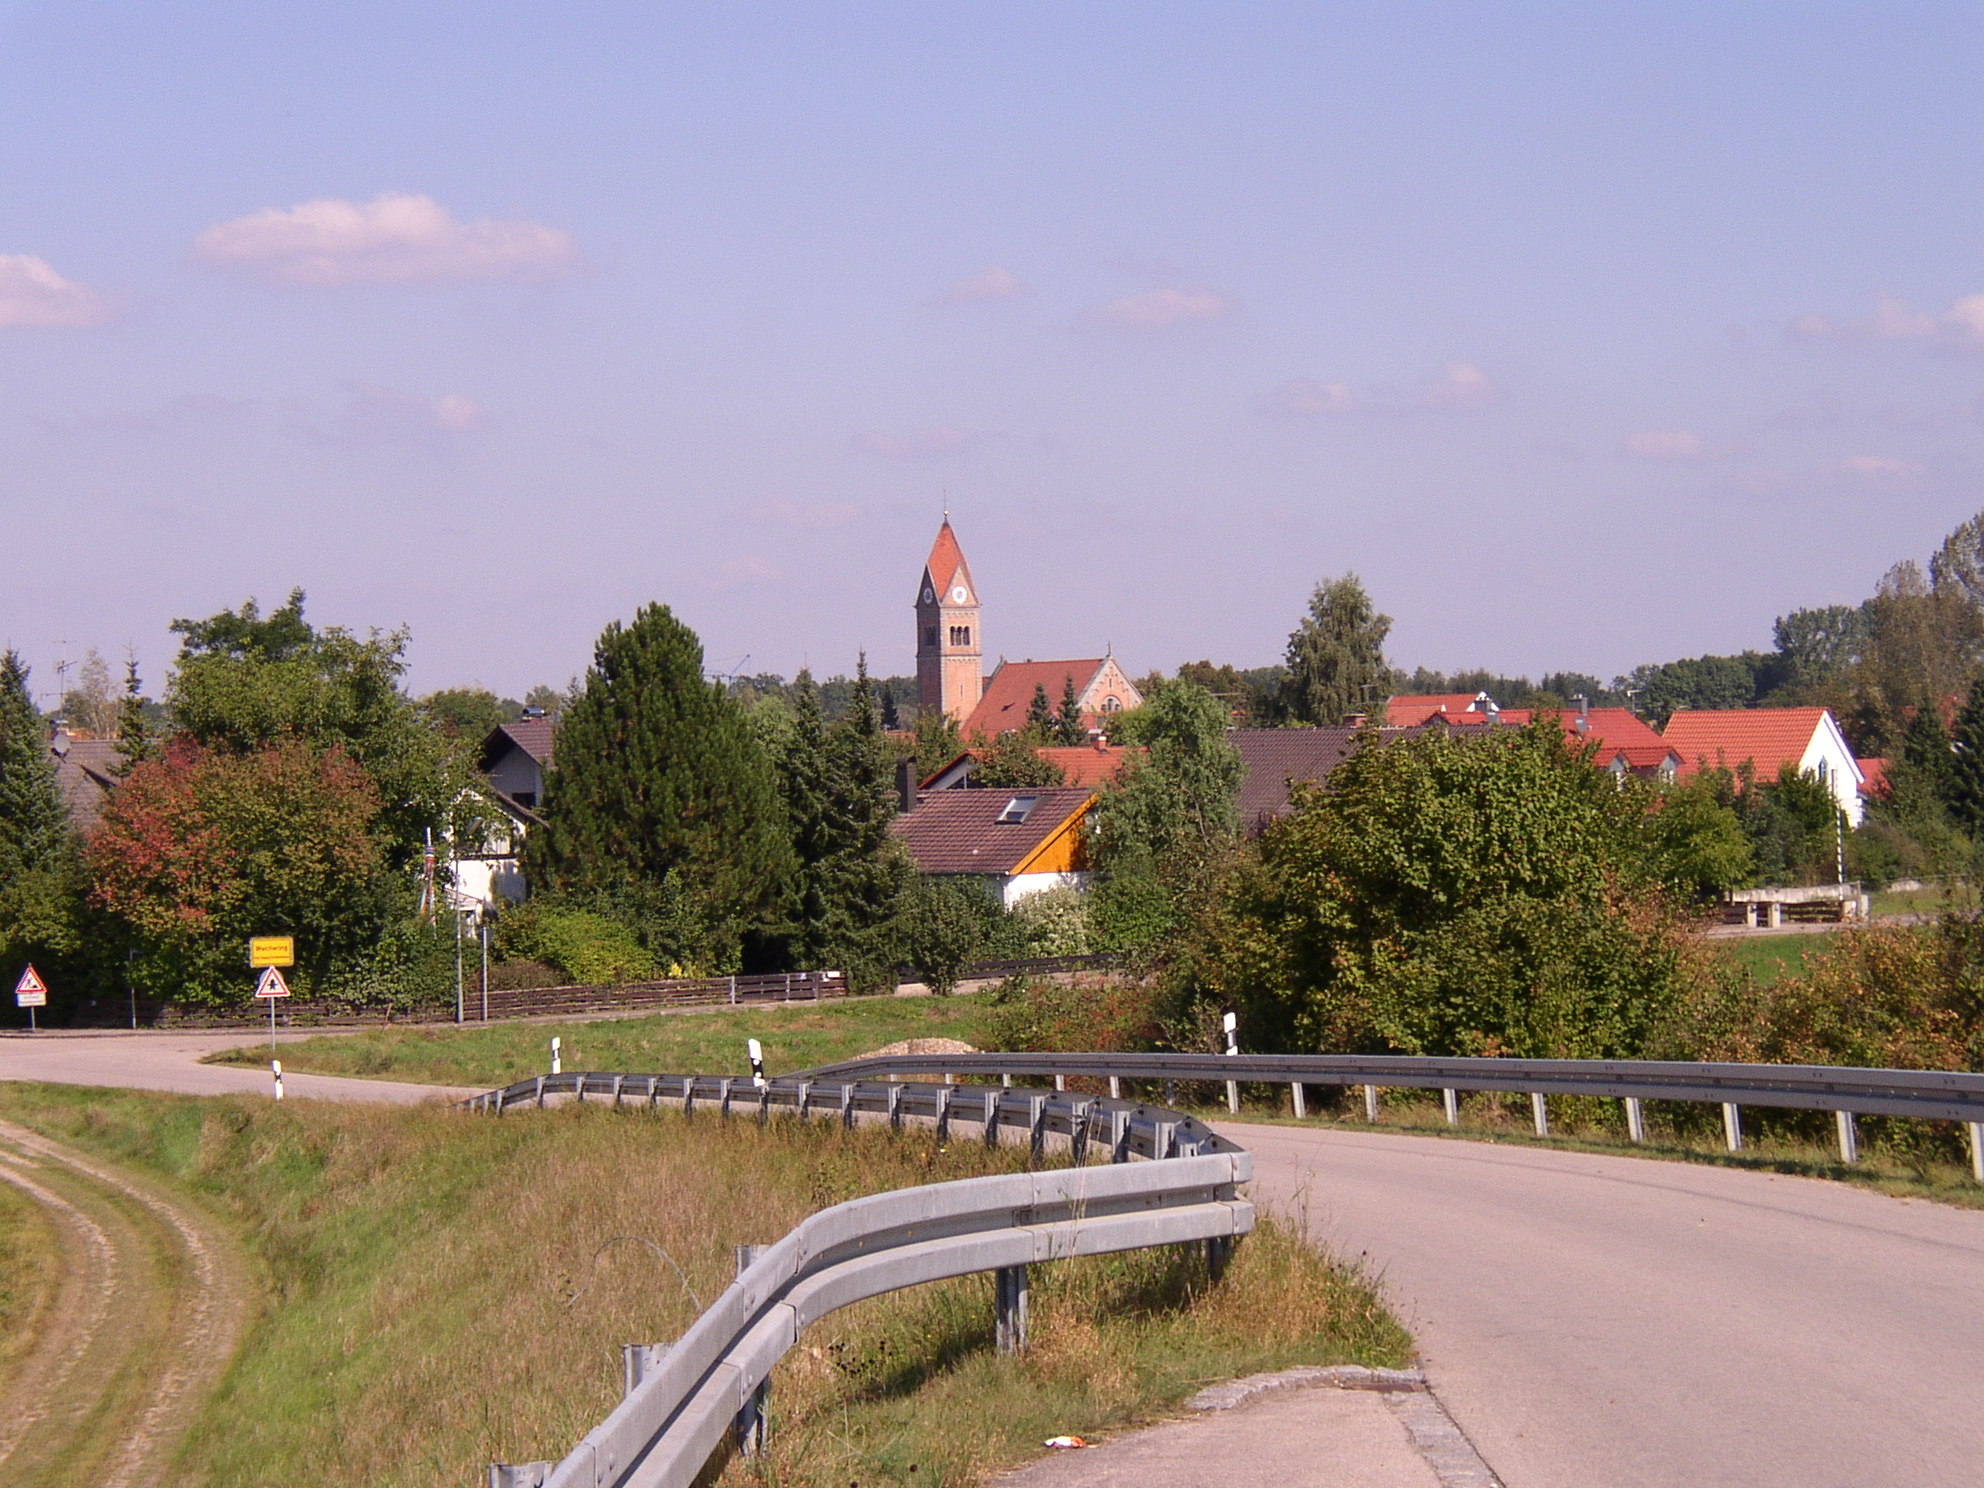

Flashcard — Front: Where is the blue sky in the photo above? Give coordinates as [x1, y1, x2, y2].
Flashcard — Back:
[5, 3, 1984, 703]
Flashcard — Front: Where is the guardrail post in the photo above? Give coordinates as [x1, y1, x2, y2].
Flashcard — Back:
[1111, 1110, 1132, 1163]
[1291, 1081, 1306, 1119]
[1108, 1076, 1121, 1100]
[1225, 1076, 1240, 1115]
[1002, 1071, 1013, 1088]
[1530, 1093, 1548, 1137]
[487, 1462, 552, 1487]
[840, 1083, 856, 1130]
[936, 1085, 953, 1144]
[734, 1245, 769, 1454]
[1835, 1110, 1858, 1164]
[623, 1342, 671, 1397]
[1969, 1123, 1984, 1184]
[535, 1075, 546, 1109]
[1070, 1101, 1093, 1165]
[681, 1077, 695, 1117]
[1722, 1103, 1743, 1153]
[757, 1083, 772, 1125]
[1029, 1096, 1047, 1160]
[575, 1074, 587, 1104]
[796, 1080, 813, 1120]
[719, 1077, 734, 1119]
[1054, 1073, 1066, 1092]
[1163, 1079, 1178, 1107]
[612, 1075, 625, 1108]
[1441, 1088, 1458, 1125]
[995, 1264, 1030, 1354]
[1624, 1097, 1645, 1142]
[1363, 1085, 1379, 1123]
[1205, 1234, 1234, 1282]
[888, 1084, 904, 1132]
[982, 1091, 1001, 1147]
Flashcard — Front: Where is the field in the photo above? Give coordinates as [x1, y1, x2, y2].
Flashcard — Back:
[1710, 931, 1837, 987]
[210, 994, 999, 1089]
[0, 1085, 1406, 1488]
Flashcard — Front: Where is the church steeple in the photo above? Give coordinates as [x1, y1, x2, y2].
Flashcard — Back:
[916, 518, 983, 725]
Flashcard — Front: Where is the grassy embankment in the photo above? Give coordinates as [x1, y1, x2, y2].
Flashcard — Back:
[210, 994, 998, 1089]
[0, 1084, 1405, 1488]
[0, 1179, 57, 1389]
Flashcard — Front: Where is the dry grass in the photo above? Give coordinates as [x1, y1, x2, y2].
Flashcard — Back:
[0, 1087, 1405, 1487]
[0, 1178, 58, 1391]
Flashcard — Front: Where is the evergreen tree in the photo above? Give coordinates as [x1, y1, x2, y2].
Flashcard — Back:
[1945, 679, 1984, 834]
[1055, 675, 1086, 746]
[113, 657, 156, 775]
[0, 651, 82, 1002]
[910, 707, 964, 780]
[1277, 573, 1393, 727]
[527, 604, 793, 972]
[1025, 683, 1055, 739]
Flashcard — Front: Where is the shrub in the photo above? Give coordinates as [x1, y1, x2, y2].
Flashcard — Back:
[988, 974, 1173, 1053]
[492, 902, 657, 985]
[1002, 887, 1093, 957]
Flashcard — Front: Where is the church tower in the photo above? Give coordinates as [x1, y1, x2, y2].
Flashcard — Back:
[915, 518, 983, 724]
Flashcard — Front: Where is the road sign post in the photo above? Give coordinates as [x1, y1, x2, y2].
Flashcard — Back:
[14, 964, 48, 1032]
[255, 964, 291, 1056]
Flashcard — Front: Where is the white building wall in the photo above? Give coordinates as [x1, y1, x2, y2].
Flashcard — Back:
[1002, 870, 1092, 908]
[1798, 714, 1866, 827]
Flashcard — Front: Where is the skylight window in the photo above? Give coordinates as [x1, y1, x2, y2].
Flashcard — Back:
[996, 795, 1038, 824]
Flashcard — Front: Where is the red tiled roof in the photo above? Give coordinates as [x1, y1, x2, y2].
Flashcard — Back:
[1038, 743, 1135, 788]
[965, 659, 1104, 739]
[890, 786, 1095, 875]
[920, 519, 971, 596]
[1385, 693, 1496, 726]
[1859, 757, 1891, 799]
[1660, 707, 1850, 782]
[1499, 707, 1673, 767]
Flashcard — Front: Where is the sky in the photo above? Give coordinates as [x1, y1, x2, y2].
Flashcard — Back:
[6, 3, 1984, 707]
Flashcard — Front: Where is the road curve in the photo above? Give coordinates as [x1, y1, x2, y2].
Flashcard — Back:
[1227, 1120, 1984, 1488]
[0, 1029, 463, 1103]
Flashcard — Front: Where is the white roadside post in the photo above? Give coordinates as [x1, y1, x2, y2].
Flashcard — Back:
[1722, 1102, 1744, 1153]
[1835, 1110, 1859, 1164]
[273, 1059, 284, 1101]
[551, 1036, 562, 1075]
[748, 1038, 767, 1089]
[1531, 1092, 1549, 1137]
[1624, 1097, 1647, 1143]
[1442, 1088, 1459, 1126]
[1223, 1011, 1240, 1115]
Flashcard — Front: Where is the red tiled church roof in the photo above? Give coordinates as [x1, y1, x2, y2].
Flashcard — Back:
[920, 519, 972, 596]
[965, 659, 1105, 739]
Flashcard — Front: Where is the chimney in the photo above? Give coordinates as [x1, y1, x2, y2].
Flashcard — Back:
[895, 757, 918, 814]
[1573, 693, 1589, 721]
[1345, 712, 1369, 728]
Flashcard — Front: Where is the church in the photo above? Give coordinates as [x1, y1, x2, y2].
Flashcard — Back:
[914, 518, 1143, 738]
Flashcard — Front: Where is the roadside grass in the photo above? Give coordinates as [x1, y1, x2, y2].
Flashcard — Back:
[1709, 931, 1837, 987]
[0, 1085, 1406, 1488]
[1166, 1084, 1984, 1210]
[1872, 884, 1945, 917]
[207, 995, 999, 1089]
[0, 1176, 58, 1392]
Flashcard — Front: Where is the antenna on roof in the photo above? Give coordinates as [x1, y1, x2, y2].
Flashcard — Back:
[709, 654, 751, 686]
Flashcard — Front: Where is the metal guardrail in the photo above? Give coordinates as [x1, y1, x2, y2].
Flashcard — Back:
[800, 1051, 1984, 1173]
[467, 1072, 1252, 1488]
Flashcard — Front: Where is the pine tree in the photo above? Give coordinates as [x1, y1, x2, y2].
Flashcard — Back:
[1026, 683, 1055, 740]
[526, 604, 793, 971]
[113, 657, 156, 776]
[0, 650, 82, 999]
[1944, 680, 1984, 833]
[1055, 674, 1086, 746]
[1277, 573, 1393, 727]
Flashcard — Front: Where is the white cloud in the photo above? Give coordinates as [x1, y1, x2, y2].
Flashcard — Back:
[330, 383, 486, 441]
[940, 265, 1024, 302]
[193, 194, 579, 287]
[1270, 379, 1358, 415]
[1869, 295, 1938, 339]
[851, 426, 978, 459]
[1099, 286, 1231, 328]
[1422, 362, 1498, 409]
[704, 556, 784, 592]
[1949, 295, 1984, 344]
[0, 254, 112, 327]
[1625, 429, 1709, 460]
[1790, 293, 1984, 347]
[751, 499, 864, 529]
[1841, 454, 1919, 480]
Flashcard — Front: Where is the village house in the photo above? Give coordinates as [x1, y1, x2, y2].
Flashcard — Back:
[889, 784, 1095, 906]
[1660, 706, 1865, 826]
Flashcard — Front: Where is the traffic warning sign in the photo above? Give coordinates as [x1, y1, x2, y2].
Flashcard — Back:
[254, 966, 291, 999]
[14, 964, 47, 1008]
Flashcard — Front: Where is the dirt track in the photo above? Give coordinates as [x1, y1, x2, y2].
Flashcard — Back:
[0, 1118, 252, 1487]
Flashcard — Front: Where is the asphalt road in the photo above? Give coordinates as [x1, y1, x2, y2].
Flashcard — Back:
[0, 1030, 461, 1104]
[1228, 1120, 1984, 1488]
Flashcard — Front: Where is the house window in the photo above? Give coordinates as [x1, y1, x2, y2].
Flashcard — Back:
[1100, 696, 1122, 713]
[949, 625, 971, 647]
[997, 795, 1038, 823]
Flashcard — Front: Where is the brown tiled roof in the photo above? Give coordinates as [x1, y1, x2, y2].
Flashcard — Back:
[965, 659, 1103, 739]
[1231, 727, 1367, 830]
[890, 786, 1094, 875]
[50, 736, 124, 832]
[487, 717, 556, 768]
[1038, 743, 1135, 787]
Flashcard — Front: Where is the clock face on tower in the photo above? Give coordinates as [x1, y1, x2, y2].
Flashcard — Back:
[951, 585, 969, 603]
[921, 586, 934, 604]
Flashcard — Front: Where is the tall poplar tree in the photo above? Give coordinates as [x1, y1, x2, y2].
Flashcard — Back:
[1277, 573, 1393, 727]
[527, 604, 792, 971]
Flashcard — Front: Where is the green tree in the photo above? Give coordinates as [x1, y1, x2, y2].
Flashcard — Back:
[0, 651, 83, 1003]
[1055, 674, 1086, 746]
[1090, 679, 1243, 954]
[1206, 721, 1683, 1059]
[1277, 573, 1392, 726]
[972, 730, 1064, 788]
[1944, 678, 1984, 836]
[113, 657, 156, 774]
[419, 687, 521, 741]
[910, 707, 964, 780]
[901, 876, 996, 995]
[167, 591, 466, 868]
[1646, 775, 1754, 901]
[1025, 683, 1055, 740]
[525, 603, 793, 972]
